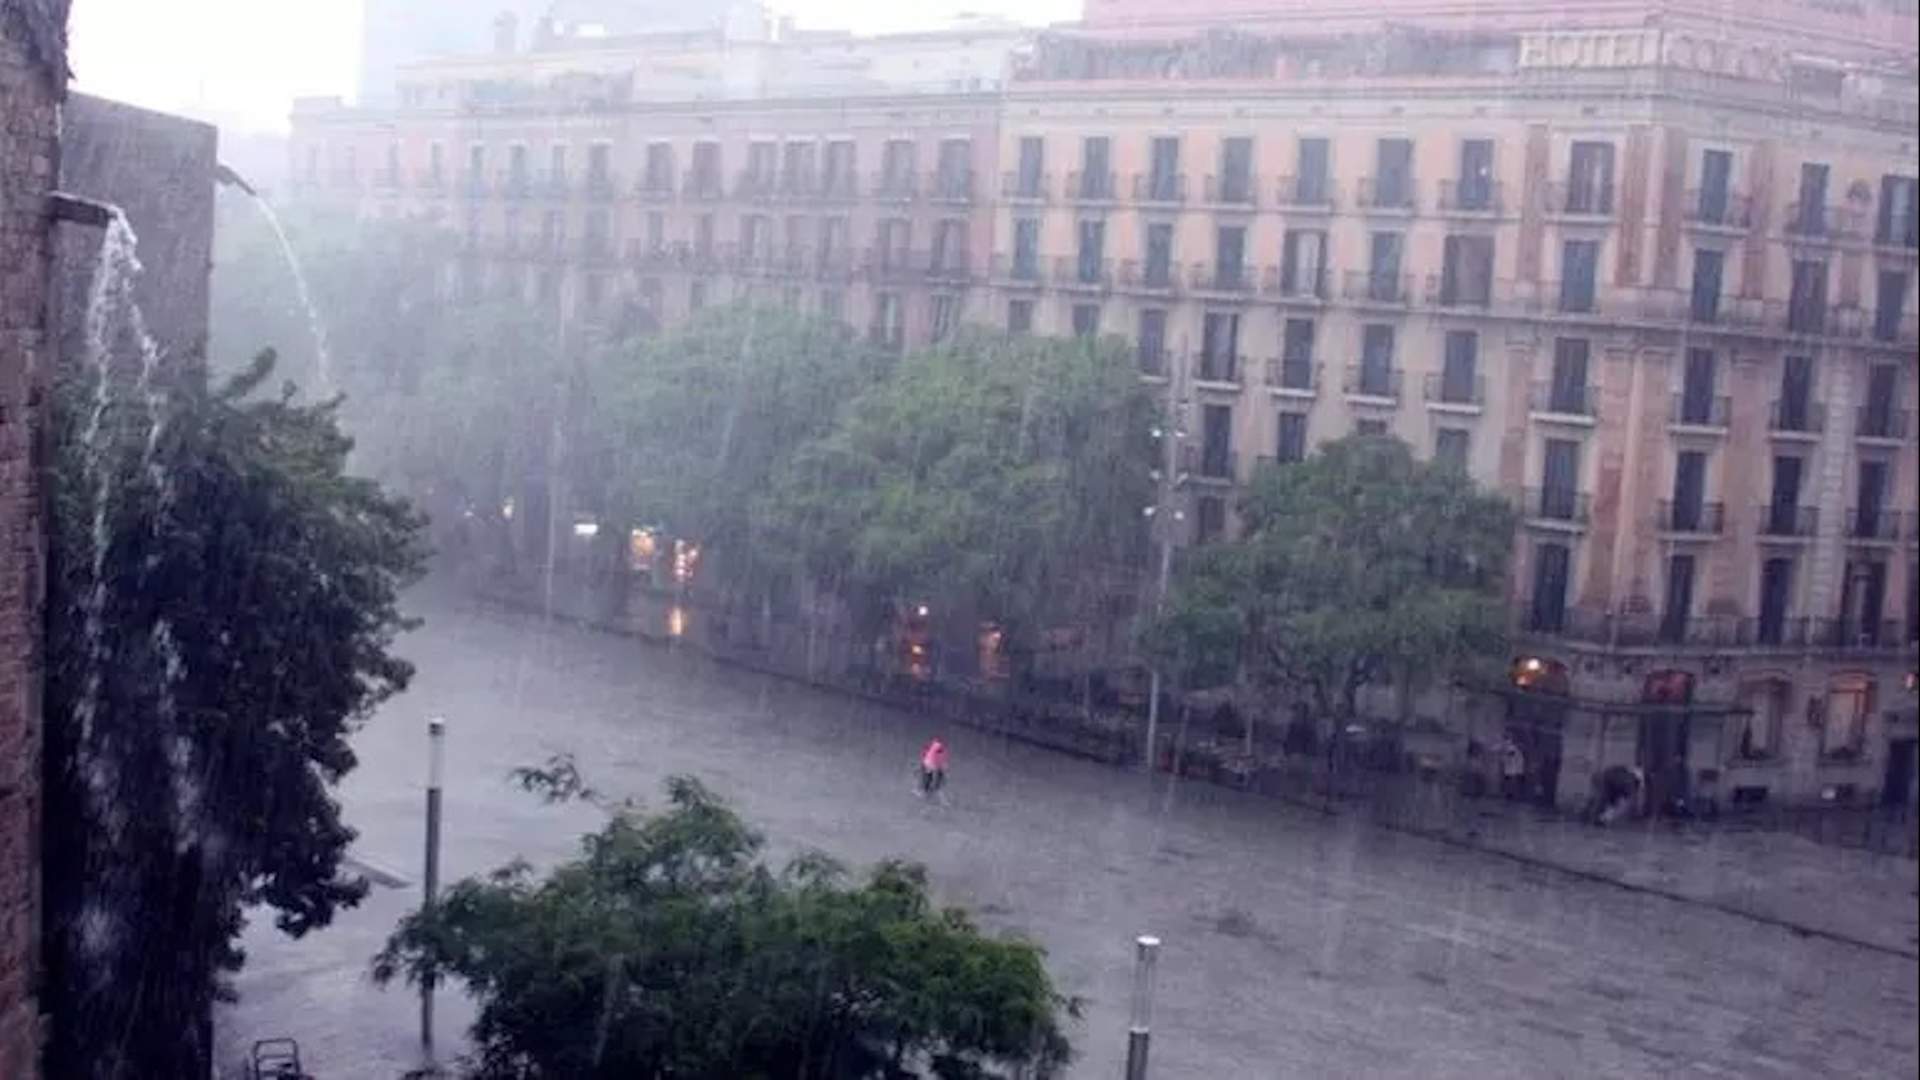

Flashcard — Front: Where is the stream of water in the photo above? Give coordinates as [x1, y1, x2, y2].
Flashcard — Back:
[248, 195, 334, 394]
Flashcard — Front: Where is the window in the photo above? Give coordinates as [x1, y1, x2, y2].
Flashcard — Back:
[824, 140, 856, 195]
[1735, 679, 1788, 760]
[1560, 239, 1599, 313]
[1280, 318, 1315, 388]
[1138, 309, 1167, 374]
[1373, 137, 1413, 207]
[1014, 136, 1044, 197]
[1821, 674, 1873, 759]
[1359, 324, 1395, 397]
[1690, 248, 1724, 322]
[740, 214, 769, 261]
[782, 141, 816, 194]
[1441, 330, 1478, 403]
[1295, 137, 1330, 203]
[1276, 412, 1309, 463]
[1457, 139, 1494, 209]
[548, 144, 567, 187]
[1012, 219, 1040, 278]
[1680, 347, 1717, 424]
[880, 140, 914, 192]
[1196, 495, 1226, 545]
[540, 209, 564, 252]
[1200, 404, 1234, 478]
[1076, 219, 1106, 282]
[1778, 356, 1813, 431]
[1071, 303, 1100, 337]
[1879, 174, 1919, 248]
[1219, 137, 1253, 203]
[692, 142, 720, 193]
[688, 280, 706, 311]
[1530, 543, 1571, 632]
[1549, 338, 1589, 414]
[1565, 141, 1614, 213]
[1697, 149, 1733, 223]
[1147, 136, 1180, 200]
[1767, 455, 1804, 535]
[1541, 438, 1580, 519]
[1007, 298, 1034, 335]
[1440, 235, 1493, 306]
[645, 143, 673, 192]
[1672, 451, 1707, 531]
[583, 273, 605, 312]
[467, 144, 486, 187]
[1874, 269, 1909, 342]
[873, 291, 904, 348]
[1368, 232, 1404, 300]
[1214, 225, 1247, 288]
[587, 143, 612, 191]
[1856, 460, 1888, 538]
[428, 142, 444, 185]
[1355, 419, 1388, 437]
[512, 143, 535, 188]
[1863, 363, 1900, 437]
[877, 219, 910, 269]
[1794, 162, 1829, 234]
[383, 142, 400, 186]
[1788, 259, 1828, 333]
[646, 211, 664, 251]
[584, 208, 612, 258]
[1757, 557, 1793, 644]
[936, 138, 971, 199]
[1435, 428, 1469, 472]
[1660, 554, 1696, 643]
[1144, 223, 1174, 287]
[930, 295, 958, 342]
[931, 219, 966, 275]
[819, 217, 848, 267]
[1080, 136, 1111, 197]
[1281, 229, 1327, 296]
[1839, 559, 1889, 644]
[1200, 312, 1241, 382]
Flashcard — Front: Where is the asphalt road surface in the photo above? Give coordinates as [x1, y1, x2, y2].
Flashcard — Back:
[217, 587, 1920, 1078]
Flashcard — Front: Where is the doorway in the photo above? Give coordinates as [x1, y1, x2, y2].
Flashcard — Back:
[1883, 738, 1917, 812]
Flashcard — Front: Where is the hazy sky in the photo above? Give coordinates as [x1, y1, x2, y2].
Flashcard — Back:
[68, 0, 1078, 133]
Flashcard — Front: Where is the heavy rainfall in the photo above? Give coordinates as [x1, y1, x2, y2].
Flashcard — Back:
[0, 0, 1916, 1078]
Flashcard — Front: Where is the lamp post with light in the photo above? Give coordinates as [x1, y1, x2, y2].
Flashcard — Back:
[1142, 343, 1191, 773]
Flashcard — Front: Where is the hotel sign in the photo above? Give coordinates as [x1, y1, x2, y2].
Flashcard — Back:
[1518, 29, 1788, 83]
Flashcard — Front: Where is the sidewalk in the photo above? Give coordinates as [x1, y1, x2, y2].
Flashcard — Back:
[1360, 788, 1920, 958]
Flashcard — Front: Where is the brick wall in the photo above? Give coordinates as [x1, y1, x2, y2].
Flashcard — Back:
[0, 3, 63, 1076]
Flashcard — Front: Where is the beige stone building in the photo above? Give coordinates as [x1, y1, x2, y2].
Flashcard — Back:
[291, 0, 1919, 810]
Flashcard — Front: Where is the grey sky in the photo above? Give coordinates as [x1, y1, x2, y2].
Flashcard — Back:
[68, 0, 1078, 133]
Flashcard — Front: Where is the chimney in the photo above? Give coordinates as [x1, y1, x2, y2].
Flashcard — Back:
[493, 10, 519, 54]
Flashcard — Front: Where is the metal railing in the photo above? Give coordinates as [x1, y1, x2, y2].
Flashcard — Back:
[1181, 443, 1237, 482]
[1423, 272, 1493, 309]
[1001, 170, 1051, 201]
[1343, 364, 1402, 401]
[1436, 179, 1503, 214]
[1670, 393, 1731, 428]
[1115, 258, 1181, 293]
[1845, 507, 1902, 541]
[870, 170, 919, 200]
[1543, 179, 1614, 217]
[1053, 254, 1113, 290]
[1202, 173, 1258, 208]
[1342, 270, 1411, 305]
[1424, 373, 1484, 407]
[1354, 176, 1417, 212]
[990, 252, 1045, 284]
[681, 170, 724, 200]
[1131, 172, 1187, 204]
[1529, 381, 1597, 418]
[1684, 189, 1752, 229]
[1769, 398, 1825, 435]
[1856, 406, 1910, 440]
[1757, 503, 1819, 538]
[1524, 486, 1591, 524]
[1264, 265, 1330, 302]
[1191, 262, 1255, 295]
[1274, 175, 1338, 209]
[1657, 499, 1725, 534]
[928, 169, 975, 203]
[1784, 202, 1864, 241]
[1266, 357, 1319, 393]
[1137, 347, 1169, 378]
[1193, 350, 1242, 385]
[1067, 169, 1117, 201]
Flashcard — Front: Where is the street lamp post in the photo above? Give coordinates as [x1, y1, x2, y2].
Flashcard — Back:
[1143, 344, 1189, 772]
[421, 717, 447, 1059]
[1125, 934, 1161, 1080]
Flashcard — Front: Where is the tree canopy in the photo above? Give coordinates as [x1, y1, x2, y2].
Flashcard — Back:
[1150, 436, 1515, 723]
[374, 773, 1077, 1080]
[43, 349, 426, 1077]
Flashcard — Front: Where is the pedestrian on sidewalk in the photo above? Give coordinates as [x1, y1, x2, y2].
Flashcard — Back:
[1499, 734, 1527, 801]
[919, 737, 949, 799]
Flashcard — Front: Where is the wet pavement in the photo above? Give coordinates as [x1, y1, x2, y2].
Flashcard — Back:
[217, 587, 1920, 1078]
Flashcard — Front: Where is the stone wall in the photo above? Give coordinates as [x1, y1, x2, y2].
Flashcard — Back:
[0, 1, 66, 1076]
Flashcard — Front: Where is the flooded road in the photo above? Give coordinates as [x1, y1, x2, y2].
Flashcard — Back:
[220, 586, 1920, 1078]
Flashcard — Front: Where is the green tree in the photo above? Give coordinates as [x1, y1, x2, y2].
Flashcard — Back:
[43, 350, 427, 1078]
[758, 331, 1155, 674]
[373, 772, 1076, 1079]
[1152, 436, 1514, 728]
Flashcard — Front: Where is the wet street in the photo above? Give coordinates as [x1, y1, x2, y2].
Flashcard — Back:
[220, 587, 1920, 1078]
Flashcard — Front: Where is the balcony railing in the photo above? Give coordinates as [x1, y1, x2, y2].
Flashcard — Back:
[1191, 262, 1255, 295]
[1808, 618, 1907, 650]
[1684, 189, 1752, 229]
[1529, 381, 1597, 418]
[1423, 272, 1493, 309]
[1202, 173, 1258, 208]
[1424, 373, 1485, 407]
[1193, 350, 1242, 385]
[583, 172, 618, 201]
[1757, 503, 1819, 538]
[1131, 172, 1187, 204]
[1053, 254, 1113, 290]
[1784, 202, 1864, 241]
[1265, 357, 1319, 393]
[1001, 170, 1051, 201]
[871, 170, 919, 201]
[1657, 500, 1725, 534]
[732, 171, 777, 201]
[1544, 180, 1614, 217]
[1343, 365, 1402, 402]
[1274, 175, 1337, 210]
[1846, 507, 1901, 541]
[1525, 487, 1591, 525]
[1263, 265, 1330, 302]
[681, 170, 724, 200]
[990, 252, 1045, 285]
[1137, 347, 1169, 378]
[1856, 406, 1910, 440]
[1342, 270, 1411, 306]
[1436, 179, 1503, 215]
[1527, 608, 1912, 651]
[1181, 443, 1237, 483]
[461, 172, 489, 197]
[1354, 176, 1417, 213]
[929, 170, 975, 203]
[638, 173, 675, 200]
[1669, 393, 1730, 428]
[1769, 398, 1825, 435]
[1115, 258, 1181, 293]
[497, 171, 534, 199]
[1067, 169, 1117, 202]
[818, 171, 860, 201]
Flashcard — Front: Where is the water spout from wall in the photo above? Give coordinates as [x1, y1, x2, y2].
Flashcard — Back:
[240, 191, 334, 396]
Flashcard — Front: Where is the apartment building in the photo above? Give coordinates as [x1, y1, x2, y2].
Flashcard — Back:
[290, 0, 1919, 808]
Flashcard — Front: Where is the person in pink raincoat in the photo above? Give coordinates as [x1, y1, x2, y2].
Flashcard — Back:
[919, 737, 949, 797]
